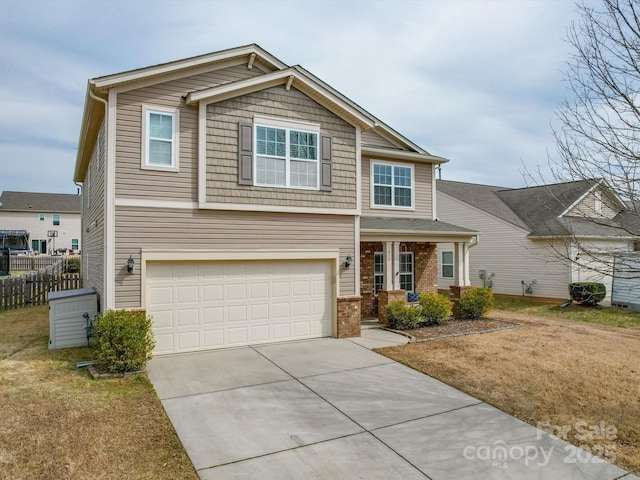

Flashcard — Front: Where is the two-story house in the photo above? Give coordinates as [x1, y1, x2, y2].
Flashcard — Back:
[0, 191, 82, 253]
[73, 44, 477, 354]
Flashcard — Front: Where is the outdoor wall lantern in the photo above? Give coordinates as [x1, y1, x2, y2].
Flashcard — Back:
[127, 256, 135, 274]
[344, 255, 353, 268]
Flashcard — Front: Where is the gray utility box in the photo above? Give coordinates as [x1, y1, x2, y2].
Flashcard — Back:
[611, 253, 640, 311]
[48, 288, 98, 349]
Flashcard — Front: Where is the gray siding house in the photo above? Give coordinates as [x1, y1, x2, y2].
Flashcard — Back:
[73, 44, 476, 354]
[436, 179, 637, 304]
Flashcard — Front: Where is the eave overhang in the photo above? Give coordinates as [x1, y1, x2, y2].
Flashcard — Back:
[186, 67, 376, 130]
[361, 145, 448, 165]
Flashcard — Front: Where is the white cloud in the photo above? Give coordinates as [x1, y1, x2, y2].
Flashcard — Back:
[0, 0, 583, 193]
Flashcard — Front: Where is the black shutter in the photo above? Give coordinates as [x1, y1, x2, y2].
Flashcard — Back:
[320, 135, 332, 192]
[238, 122, 253, 185]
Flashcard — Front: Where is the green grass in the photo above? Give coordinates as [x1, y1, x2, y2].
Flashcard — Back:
[493, 296, 640, 329]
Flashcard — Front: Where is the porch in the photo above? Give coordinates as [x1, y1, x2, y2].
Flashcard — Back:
[359, 217, 479, 319]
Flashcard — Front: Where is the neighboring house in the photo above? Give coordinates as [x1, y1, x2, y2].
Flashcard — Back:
[73, 44, 477, 355]
[0, 191, 82, 254]
[437, 179, 637, 304]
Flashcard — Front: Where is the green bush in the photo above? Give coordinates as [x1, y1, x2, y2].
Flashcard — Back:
[569, 282, 606, 306]
[92, 310, 155, 374]
[458, 287, 494, 319]
[419, 292, 452, 325]
[66, 257, 81, 273]
[386, 300, 423, 330]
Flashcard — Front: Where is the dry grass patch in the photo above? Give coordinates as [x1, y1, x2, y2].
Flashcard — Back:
[378, 313, 640, 475]
[0, 306, 197, 480]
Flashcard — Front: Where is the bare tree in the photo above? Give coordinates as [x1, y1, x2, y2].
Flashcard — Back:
[546, 0, 640, 279]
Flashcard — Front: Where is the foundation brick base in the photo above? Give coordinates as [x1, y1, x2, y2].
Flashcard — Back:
[337, 296, 362, 338]
[377, 290, 406, 325]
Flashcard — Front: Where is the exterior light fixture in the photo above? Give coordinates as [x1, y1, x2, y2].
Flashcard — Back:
[344, 255, 353, 268]
[127, 256, 135, 274]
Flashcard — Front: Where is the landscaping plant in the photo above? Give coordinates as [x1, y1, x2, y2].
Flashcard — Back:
[419, 292, 452, 325]
[458, 287, 494, 319]
[92, 310, 155, 373]
[569, 282, 606, 306]
[386, 300, 423, 330]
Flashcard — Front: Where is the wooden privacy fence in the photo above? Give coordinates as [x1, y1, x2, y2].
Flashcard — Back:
[9, 255, 75, 272]
[0, 257, 83, 310]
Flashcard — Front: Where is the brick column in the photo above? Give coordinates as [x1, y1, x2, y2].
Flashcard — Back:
[337, 296, 362, 338]
[377, 290, 406, 325]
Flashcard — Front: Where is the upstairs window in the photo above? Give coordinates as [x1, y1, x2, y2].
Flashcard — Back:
[255, 123, 319, 189]
[39, 213, 45, 221]
[52, 214, 60, 226]
[372, 161, 414, 208]
[142, 106, 179, 171]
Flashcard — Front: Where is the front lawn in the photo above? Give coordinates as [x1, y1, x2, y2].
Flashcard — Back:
[377, 304, 640, 475]
[0, 306, 197, 479]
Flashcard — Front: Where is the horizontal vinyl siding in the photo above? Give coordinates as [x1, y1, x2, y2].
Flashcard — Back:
[205, 86, 357, 210]
[83, 120, 106, 300]
[361, 129, 400, 149]
[567, 190, 619, 219]
[115, 64, 264, 202]
[437, 192, 570, 299]
[361, 157, 433, 218]
[114, 208, 356, 309]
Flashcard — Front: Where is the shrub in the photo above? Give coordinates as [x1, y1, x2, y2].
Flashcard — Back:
[569, 282, 606, 306]
[386, 300, 423, 330]
[66, 257, 81, 273]
[92, 310, 155, 374]
[419, 292, 452, 325]
[458, 287, 494, 319]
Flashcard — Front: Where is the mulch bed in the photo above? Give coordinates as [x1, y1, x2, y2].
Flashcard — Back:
[389, 318, 521, 342]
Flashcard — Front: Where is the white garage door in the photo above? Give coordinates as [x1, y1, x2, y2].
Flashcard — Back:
[146, 260, 333, 354]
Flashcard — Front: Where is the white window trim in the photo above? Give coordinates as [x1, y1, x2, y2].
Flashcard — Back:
[370, 159, 415, 211]
[71, 239, 79, 250]
[52, 213, 61, 226]
[399, 251, 414, 292]
[441, 250, 454, 278]
[141, 104, 180, 172]
[253, 117, 321, 191]
[373, 251, 384, 296]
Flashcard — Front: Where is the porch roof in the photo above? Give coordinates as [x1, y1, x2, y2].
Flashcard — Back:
[360, 217, 478, 243]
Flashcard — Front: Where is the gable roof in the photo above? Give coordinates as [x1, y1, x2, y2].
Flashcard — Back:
[437, 179, 635, 238]
[75, 44, 446, 182]
[0, 191, 81, 213]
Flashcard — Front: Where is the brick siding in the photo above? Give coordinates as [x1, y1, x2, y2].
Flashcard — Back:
[337, 296, 362, 338]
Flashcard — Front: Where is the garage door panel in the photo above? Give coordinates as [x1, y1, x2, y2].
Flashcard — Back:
[250, 325, 270, 342]
[272, 302, 290, 319]
[203, 329, 224, 348]
[147, 260, 333, 354]
[177, 309, 199, 326]
[203, 307, 224, 324]
[227, 305, 247, 322]
[177, 285, 199, 303]
[227, 327, 248, 345]
[250, 304, 269, 321]
[227, 283, 248, 301]
[202, 284, 223, 302]
[149, 286, 174, 305]
[177, 331, 200, 350]
[272, 323, 291, 339]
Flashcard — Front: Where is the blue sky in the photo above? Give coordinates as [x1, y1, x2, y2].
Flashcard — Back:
[0, 0, 585, 194]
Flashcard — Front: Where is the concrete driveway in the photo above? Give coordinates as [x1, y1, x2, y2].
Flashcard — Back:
[148, 333, 634, 480]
